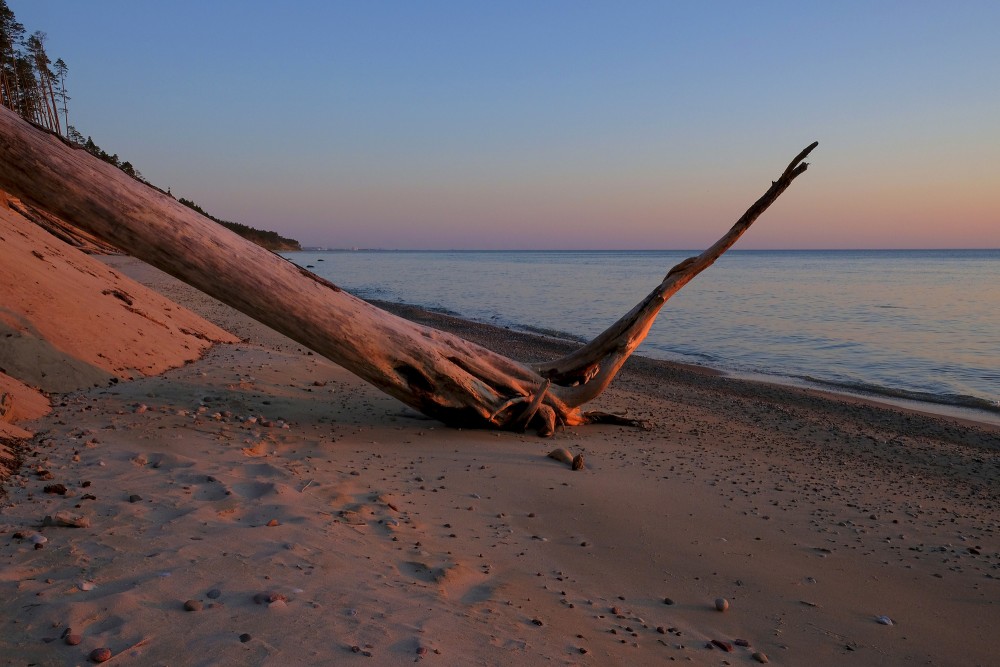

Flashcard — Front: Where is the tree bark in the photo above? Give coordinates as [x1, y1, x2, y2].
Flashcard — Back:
[0, 106, 816, 435]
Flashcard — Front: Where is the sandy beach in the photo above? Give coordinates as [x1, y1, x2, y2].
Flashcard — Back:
[2, 207, 999, 665]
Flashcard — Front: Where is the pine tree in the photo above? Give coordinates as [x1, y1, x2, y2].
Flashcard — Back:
[66, 125, 84, 144]
[0, 0, 25, 111]
[54, 57, 68, 133]
[12, 53, 38, 121]
[25, 31, 60, 133]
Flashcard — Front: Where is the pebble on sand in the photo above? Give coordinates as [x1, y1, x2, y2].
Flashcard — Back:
[711, 639, 734, 652]
[572, 454, 585, 470]
[547, 448, 574, 465]
[715, 598, 730, 612]
[183, 599, 203, 611]
[89, 647, 112, 663]
[253, 591, 287, 605]
[752, 651, 769, 663]
[43, 511, 91, 528]
[65, 633, 82, 646]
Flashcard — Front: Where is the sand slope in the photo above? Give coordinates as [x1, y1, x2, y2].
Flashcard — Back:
[0, 191, 238, 439]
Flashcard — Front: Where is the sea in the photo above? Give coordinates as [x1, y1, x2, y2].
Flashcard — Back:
[283, 249, 1000, 426]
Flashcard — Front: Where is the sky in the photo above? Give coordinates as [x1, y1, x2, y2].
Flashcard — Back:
[9, 1, 1000, 249]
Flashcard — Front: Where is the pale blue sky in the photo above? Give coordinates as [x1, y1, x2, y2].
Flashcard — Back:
[9, 1, 1000, 249]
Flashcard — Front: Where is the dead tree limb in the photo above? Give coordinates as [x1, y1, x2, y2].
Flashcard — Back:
[536, 141, 818, 411]
[0, 106, 815, 435]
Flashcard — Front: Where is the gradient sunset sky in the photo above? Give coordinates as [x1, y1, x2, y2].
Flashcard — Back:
[11, 1, 999, 249]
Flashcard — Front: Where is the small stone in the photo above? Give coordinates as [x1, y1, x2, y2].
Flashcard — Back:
[656, 626, 666, 634]
[715, 598, 729, 612]
[44, 484, 68, 495]
[128, 494, 143, 503]
[711, 639, 734, 652]
[735, 638, 750, 647]
[89, 647, 112, 663]
[78, 581, 95, 591]
[531, 618, 544, 626]
[571, 454, 585, 470]
[266, 519, 280, 527]
[65, 633, 82, 646]
[253, 591, 287, 605]
[29, 534, 47, 545]
[663, 597, 675, 605]
[239, 633, 252, 643]
[876, 615, 893, 625]
[183, 599, 203, 611]
[207, 588, 222, 599]
[43, 512, 90, 528]
[752, 651, 769, 663]
[547, 448, 574, 465]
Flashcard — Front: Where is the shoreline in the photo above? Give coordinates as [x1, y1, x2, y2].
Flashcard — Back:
[368, 298, 1000, 430]
[2, 255, 998, 665]
[282, 248, 999, 422]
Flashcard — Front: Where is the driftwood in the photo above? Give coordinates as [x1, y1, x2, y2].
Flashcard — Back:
[0, 106, 816, 435]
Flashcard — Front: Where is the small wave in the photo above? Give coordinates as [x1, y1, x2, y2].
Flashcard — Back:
[424, 305, 463, 317]
[643, 344, 720, 365]
[794, 375, 1000, 414]
[516, 324, 588, 344]
[348, 286, 390, 299]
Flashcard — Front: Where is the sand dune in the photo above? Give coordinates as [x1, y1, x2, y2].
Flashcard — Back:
[0, 191, 236, 443]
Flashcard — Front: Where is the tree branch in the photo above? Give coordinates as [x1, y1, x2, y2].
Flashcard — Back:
[542, 142, 817, 408]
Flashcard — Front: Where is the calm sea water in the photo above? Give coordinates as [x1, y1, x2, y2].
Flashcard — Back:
[284, 250, 1000, 423]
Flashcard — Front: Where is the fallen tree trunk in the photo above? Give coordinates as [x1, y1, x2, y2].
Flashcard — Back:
[0, 107, 816, 435]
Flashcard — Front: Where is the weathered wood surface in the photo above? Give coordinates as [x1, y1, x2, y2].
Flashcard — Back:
[0, 106, 815, 434]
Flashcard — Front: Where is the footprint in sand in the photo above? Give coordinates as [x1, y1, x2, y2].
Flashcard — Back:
[398, 560, 490, 602]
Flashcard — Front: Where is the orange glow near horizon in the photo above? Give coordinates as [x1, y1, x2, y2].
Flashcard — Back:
[10, 1, 998, 250]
